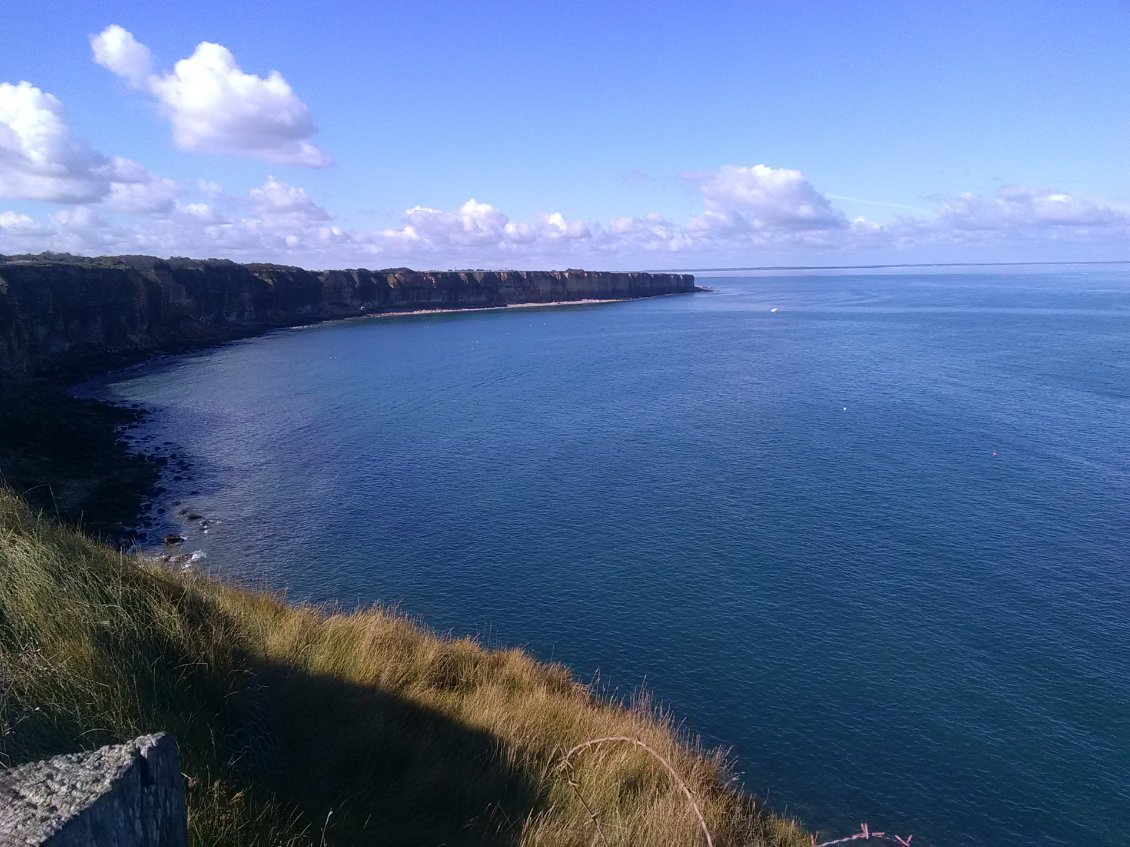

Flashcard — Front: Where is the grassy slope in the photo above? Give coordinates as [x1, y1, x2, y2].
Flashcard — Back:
[0, 489, 809, 846]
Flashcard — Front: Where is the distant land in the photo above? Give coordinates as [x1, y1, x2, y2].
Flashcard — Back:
[0, 253, 696, 386]
[655, 259, 1130, 273]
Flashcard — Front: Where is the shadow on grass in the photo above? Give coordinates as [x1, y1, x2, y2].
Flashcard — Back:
[0, 506, 543, 846]
[249, 656, 542, 846]
[3, 646, 543, 846]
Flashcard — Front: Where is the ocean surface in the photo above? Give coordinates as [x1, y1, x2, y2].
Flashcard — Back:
[91, 271, 1130, 846]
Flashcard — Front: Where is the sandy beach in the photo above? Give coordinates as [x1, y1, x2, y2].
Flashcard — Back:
[368, 297, 629, 319]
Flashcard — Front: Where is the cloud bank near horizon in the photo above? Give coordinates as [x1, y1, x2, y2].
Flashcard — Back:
[4, 175, 1125, 269]
[1, 25, 1127, 268]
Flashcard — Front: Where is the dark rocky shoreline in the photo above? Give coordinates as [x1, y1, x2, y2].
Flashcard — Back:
[0, 382, 160, 542]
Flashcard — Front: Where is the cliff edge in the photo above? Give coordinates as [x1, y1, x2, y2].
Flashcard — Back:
[0, 254, 696, 383]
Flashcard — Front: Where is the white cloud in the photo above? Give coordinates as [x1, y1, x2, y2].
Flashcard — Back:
[103, 181, 176, 214]
[0, 81, 171, 206]
[685, 164, 847, 237]
[0, 210, 43, 236]
[177, 201, 226, 225]
[90, 24, 153, 88]
[102, 160, 177, 213]
[393, 200, 514, 246]
[196, 179, 224, 198]
[0, 81, 116, 203]
[168, 177, 345, 256]
[936, 185, 1126, 233]
[538, 211, 592, 241]
[91, 26, 330, 167]
[375, 200, 606, 258]
[3, 161, 1128, 268]
[249, 176, 330, 219]
[42, 207, 123, 253]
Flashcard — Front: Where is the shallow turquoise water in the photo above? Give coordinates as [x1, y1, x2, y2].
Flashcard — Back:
[96, 272, 1130, 845]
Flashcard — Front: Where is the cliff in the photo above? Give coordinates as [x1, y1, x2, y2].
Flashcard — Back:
[0, 254, 695, 383]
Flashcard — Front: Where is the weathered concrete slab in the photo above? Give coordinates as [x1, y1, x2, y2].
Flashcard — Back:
[0, 733, 187, 846]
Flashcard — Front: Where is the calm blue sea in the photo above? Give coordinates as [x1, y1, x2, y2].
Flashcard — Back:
[92, 271, 1130, 846]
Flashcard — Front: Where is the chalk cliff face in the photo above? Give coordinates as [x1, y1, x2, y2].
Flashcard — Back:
[0, 254, 695, 382]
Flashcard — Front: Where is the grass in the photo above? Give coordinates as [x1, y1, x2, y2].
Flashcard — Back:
[0, 488, 810, 846]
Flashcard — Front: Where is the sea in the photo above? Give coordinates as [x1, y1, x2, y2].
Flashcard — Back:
[87, 269, 1130, 846]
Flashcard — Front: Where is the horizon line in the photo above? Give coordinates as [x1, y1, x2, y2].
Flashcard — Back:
[649, 259, 1130, 273]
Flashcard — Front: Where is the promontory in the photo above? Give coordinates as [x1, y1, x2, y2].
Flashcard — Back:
[0, 253, 696, 384]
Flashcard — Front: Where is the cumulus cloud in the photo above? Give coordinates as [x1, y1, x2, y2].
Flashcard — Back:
[249, 176, 331, 219]
[375, 200, 626, 259]
[685, 164, 847, 237]
[1, 176, 344, 258]
[193, 177, 343, 250]
[100, 157, 178, 213]
[1, 185, 665, 266]
[90, 24, 154, 88]
[0, 168, 872, 266]
[677, 167, 1130, 256]
[0, 80, 171, 205]
[867, 185, 1130, 255]
[0, 210, 43, 236]
[1, 80, 115, 202]
[103, 179, 178, 214]
[4, 159, 1128, 268]
[91, 25, 330, 167]
[41, 206, 123, 253]
[935, 185, 1126, 232]
[176, 201, 226, 225]
[387, 199, 516, 247]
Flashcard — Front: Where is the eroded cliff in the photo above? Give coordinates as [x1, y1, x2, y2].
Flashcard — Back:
[0, 254, 696, 382]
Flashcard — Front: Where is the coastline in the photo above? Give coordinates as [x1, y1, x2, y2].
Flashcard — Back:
[0, 284, 703, 548]
[0, 273, 815, 843]
[364, 288, 706, 319]
[117, 296, 660, 554]
[94, 299, 636, 552]
[0, 383, 161, 543]
[368, 296, 630, 318]
[0, 255, 698, 387]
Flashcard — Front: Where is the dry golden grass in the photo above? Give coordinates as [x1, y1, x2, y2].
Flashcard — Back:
[0, 489, 809, 846]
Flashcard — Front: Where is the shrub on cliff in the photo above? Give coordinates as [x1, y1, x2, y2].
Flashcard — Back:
[0, 489, 807, 846]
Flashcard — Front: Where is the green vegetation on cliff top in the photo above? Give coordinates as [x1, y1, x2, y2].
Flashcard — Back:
[0, 489, 807, 846]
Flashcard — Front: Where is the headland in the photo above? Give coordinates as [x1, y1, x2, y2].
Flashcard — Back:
[0, 254, 696, 538]
[0, 253, 696, 384]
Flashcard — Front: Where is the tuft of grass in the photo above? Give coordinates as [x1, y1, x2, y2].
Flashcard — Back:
[0, 488, 809, 846]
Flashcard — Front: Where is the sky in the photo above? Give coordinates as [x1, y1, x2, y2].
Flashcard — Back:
[1, 0, 1128, 270]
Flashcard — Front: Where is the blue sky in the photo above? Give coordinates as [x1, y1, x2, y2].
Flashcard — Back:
[1, 0, 1127, 269]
